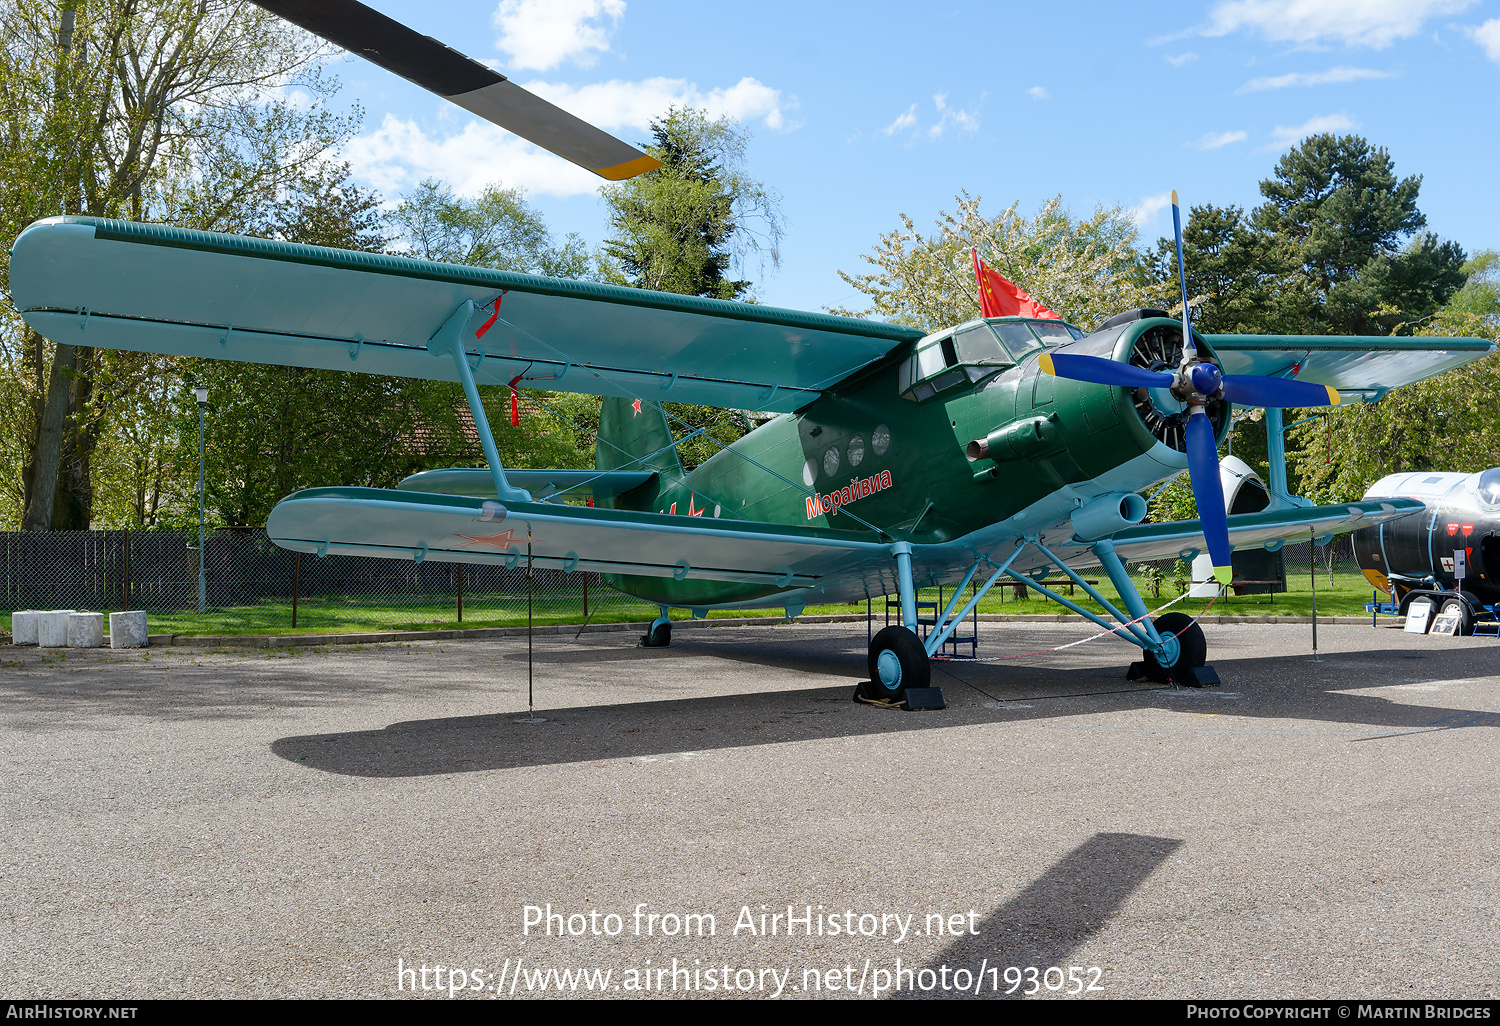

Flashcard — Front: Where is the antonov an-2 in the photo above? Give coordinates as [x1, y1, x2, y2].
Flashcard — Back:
[8, 0, 1492, 698]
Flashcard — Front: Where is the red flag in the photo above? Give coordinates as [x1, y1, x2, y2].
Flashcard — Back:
[972, 249, 1061, 320]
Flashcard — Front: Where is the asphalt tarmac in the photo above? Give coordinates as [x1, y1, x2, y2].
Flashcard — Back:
[1, 620, 1496, 1001]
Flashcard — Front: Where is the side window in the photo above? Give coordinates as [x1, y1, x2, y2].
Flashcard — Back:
[916, 339, 949, 379]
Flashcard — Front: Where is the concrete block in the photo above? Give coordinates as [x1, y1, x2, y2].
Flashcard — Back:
[109, 611, 149, 648]
[38, 610, 75, 648]
[67, 612, 105, 648]
[11, 611, 40, 645]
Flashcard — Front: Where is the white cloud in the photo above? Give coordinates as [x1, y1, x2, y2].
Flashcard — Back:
[345, 113, 606, 199]
[526, 76, 791, 131]
[1130, 192, 1173, 227]
[1237, 66, 1395, 91]
[1473, 18, 1500, 62]
[1202, 0, 1476, 49]
[1198, 129, 1248, 149]
[343, 76, 793, 200]
[1027, 85, 1049, 100]
[1263, 112, 1360, 150]
[927, 93, 981, 139]
[882, 103, 917, 136]
[492, 0, 625, 72]
[1165, 52, 1199, 66]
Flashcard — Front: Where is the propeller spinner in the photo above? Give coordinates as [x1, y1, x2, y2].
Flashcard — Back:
[1040, 192, 1339, 585]
[253, 0, 663, 180]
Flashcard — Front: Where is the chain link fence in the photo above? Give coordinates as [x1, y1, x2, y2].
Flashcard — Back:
[0, 529, 661, 635]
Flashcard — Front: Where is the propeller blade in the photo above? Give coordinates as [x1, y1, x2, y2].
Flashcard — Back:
[1039, 352, 1174, 390]
[251, 0, 662, 181]
[1220, 376, 1340, 409]
[1185, 410, 1232, 584]
[1171, 190, 1195, 359]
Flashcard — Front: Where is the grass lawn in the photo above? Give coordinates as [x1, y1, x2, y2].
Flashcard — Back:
[3, 569, 1388, 636]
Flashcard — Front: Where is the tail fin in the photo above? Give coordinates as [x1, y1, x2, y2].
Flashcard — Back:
[596, 397, 682, 509]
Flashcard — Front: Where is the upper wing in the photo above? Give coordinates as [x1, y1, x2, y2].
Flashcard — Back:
[9, 217, 922, 415]
[1207, 333, 1493, 397]
[1103, 498, 1422, 563]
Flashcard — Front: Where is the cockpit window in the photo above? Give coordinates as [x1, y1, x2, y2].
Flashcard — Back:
[954, 323, 1012, 366]
[992, 321, 1042, 359]
[1028, 320, 1076, 342]
[1479, 467, 1500, 507]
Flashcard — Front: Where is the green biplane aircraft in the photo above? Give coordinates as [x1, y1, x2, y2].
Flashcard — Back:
[8, 0, 1493, 698]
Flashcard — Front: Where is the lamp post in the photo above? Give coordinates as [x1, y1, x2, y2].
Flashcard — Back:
[195, 385, 208, 613]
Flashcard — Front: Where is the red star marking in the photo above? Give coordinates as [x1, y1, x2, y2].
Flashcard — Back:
[632, 399, 642, 417]
[455, 529, 518, 550]
[669, 502, 677, 515]
[688, 495, 705, 516]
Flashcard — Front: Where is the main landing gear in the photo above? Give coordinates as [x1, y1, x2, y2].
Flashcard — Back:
[861, 536, 1222, 697]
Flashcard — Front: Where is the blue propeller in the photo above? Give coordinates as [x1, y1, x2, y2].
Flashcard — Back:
[1040, 191, 1340, 585]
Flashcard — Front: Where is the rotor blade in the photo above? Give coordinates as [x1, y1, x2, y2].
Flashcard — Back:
[1185, 409, 1232, 583]
[1220, 375, 1340, 409]
[1039, 352, 1174, 389]
[1171, 190, 1195, 359]
[251, 0, 662, 180]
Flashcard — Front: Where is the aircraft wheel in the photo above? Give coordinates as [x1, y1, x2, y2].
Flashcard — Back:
[1142, 612, 1206, 682]
[640, 620, 672, 647]
[867, 626, 930, 701]
[1440, 598, 1473, 636]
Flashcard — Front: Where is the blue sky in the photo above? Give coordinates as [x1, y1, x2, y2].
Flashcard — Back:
[328, 0, 1500, 315]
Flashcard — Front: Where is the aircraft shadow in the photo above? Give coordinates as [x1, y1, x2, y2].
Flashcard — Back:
[893, 831, 1184, 1000]
[270, 638, 1495, 777]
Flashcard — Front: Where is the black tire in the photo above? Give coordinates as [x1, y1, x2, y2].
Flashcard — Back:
[866, 625, 930, 700]
[1142, 612, 1206, 682]
[640, 621, 672, 647]
[1440, 598, 1473, 636]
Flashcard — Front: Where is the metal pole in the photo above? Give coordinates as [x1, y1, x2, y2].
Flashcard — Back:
[456, 563, 463, 623]
[292, 551, 300, 629]
[1309, 530, 1319, 658]
[197, 398, 206, 613]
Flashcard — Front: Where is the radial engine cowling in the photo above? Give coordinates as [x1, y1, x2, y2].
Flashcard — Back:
[1071, 492, 1148, 542]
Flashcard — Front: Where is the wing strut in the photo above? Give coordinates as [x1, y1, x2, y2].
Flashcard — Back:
[430, 300, 531, 504]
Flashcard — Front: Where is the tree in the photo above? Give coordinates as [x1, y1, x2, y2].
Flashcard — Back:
[1160, 134, 1467, 337]
[0, 0, 352, 530]
[1287, 251, 1500, 503]
[834, 193, 1154, 332]
[388, 179, 601, 279]
[602, 108, 784, 300]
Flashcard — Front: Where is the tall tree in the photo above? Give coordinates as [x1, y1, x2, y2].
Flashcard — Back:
[835, 193, 1154, 332]
[0, 0, 351, 530]
[602, 108, 784, 300]
[1159, 134, 1467, 337]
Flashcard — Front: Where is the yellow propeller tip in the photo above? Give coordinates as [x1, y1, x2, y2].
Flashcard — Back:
[1038, 352, 1056, 376]
[1327, 386, 1341, 406]
[1213, 566, 1233, 585]
[1171, 189, 1179, 206]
